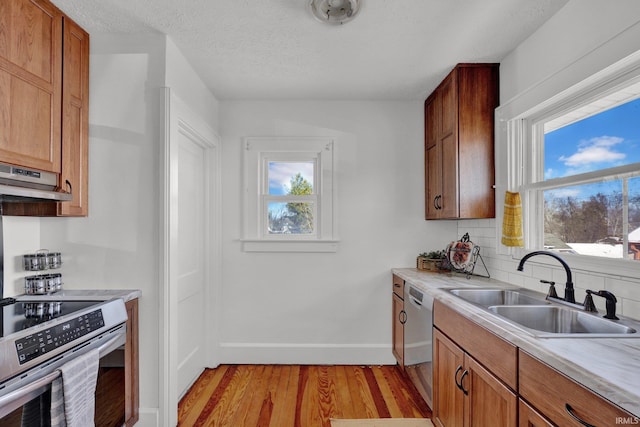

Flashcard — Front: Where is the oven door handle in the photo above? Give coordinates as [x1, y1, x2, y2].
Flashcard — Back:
[0, 333, 123, 418]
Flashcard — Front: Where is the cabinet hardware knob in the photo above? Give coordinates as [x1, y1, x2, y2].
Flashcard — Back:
[65, 179, 73, 194]
[399, 310, 407, 325]
[565, 404, 596, 427]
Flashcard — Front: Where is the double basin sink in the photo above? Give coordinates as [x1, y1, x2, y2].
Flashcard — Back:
[447, 288, 639, 338]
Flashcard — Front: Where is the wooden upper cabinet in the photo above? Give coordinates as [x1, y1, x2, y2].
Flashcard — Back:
[60, 16, 89, 216]
[0, 0, 62, 173]
[0, 0, 90, 217]
[424, 63, 499, 220]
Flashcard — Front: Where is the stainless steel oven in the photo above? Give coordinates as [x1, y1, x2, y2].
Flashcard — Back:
[403, 284, 434, 409]
[0, 298, 128, 426]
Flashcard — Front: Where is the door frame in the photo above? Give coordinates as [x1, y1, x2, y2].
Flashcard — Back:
[159, 87, 221, 427]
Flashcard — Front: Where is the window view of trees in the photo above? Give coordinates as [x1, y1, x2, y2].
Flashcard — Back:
[544, 180, 640, 260]
[541, 96, 640, 261]
[268, 173, 314, 234]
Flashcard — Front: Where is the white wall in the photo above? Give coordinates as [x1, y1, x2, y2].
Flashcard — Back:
[22, 33, 220, 426]
[165, 37, 220, 131]
[472, 0, 640, 320]
[218, 100, 457, 364]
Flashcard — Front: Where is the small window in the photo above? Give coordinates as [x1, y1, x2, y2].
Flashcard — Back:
[264, 159, 317, 236]
[242, 137, 337, 252]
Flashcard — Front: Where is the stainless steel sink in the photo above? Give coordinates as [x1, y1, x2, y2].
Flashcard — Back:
[488, 305, 638, 337]
[446, 287, 640, 338]
[448, 288, 548, 307]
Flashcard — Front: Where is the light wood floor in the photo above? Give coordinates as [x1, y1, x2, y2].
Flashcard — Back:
[178, 365, 432, 427]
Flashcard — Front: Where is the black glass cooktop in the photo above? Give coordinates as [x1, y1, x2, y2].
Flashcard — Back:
[0, 300, 100, 338]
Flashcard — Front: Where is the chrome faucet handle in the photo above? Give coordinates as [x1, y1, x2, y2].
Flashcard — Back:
[583, 291, 598, 313]
[540, 280, 558, 299]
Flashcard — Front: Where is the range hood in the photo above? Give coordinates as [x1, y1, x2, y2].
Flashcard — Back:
[0, 162, 72, 202]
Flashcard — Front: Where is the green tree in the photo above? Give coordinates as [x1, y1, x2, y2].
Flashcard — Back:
[285, 173, 313, 233]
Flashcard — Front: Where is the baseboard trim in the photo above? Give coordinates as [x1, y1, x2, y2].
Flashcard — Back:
[217, 342, 397, 365]
[136, 408, 159, 427]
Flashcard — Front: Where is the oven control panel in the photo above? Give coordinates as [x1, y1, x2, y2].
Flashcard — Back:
[14, 309, 105, 364]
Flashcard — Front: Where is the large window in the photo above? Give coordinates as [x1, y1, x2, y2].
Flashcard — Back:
[523, 85, 640, 262]
[242, 137, 336, 252]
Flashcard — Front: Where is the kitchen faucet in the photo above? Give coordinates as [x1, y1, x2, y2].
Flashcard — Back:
[517, 250, 575, 304]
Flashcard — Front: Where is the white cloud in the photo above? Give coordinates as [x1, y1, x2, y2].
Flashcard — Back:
[559, 136, 625, 167]
[268, 162, 314, 192]
[544, 168, 555, 179]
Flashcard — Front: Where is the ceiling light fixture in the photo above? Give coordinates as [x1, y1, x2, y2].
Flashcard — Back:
[309, 0, 361, 25]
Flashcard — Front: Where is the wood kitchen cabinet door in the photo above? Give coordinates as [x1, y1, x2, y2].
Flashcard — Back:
[465, 356, 517, 427]
[0, 0, 62, 173]
[433, 329, 517, 427]
[392, 292, 405, 369]
[59, 16, 89, 216]
[424, 64, 498, 220]
[519, 399, 554, 427]
[433, 329, 464, 427]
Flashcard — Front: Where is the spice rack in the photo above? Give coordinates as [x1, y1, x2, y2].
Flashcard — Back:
[22, 249, 63, 295]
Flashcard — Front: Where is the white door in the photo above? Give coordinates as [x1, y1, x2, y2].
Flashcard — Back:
[160, 88, 220, 427]
[176, 130, 207, 394]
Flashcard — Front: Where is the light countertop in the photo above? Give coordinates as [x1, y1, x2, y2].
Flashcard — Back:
[15, 289, 141, 303]
[392, 268, 640, 417]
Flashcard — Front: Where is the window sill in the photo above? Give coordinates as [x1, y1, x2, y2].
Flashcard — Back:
[240, 239, 340, 253]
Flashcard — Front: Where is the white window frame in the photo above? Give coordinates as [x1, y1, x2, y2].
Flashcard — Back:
[242, 137, 338, 252]
[499, 51, 640, 278]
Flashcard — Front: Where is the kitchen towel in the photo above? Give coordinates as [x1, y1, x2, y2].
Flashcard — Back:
[50, 348, 100, 427]
[501, 191, 524, 247]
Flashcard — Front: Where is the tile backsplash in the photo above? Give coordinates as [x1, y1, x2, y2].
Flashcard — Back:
[457, 219, 640, 321]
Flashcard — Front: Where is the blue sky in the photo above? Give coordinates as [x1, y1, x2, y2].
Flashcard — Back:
[268, 162, 314, 195]
[544, 97, 640, 181]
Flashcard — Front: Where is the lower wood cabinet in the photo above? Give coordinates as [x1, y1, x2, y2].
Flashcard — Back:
[519, 350, 635, 427]
[124, 298, 140, 427]
[392, 274, 405, 368]
[417, 291, 636, 426]
[433, 329, 516, 427]
[519, 399, 553, 427]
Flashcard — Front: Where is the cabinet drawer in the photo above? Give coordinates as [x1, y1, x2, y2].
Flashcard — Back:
[519, 350, 634, 426]
[434, 300, 517, 389]
[392, 274, 404, 298]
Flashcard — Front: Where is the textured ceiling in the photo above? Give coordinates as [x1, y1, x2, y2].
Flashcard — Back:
[51, 0, 569, 100]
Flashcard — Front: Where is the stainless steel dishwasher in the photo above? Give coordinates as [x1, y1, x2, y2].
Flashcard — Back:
[403, 284, 434, 409]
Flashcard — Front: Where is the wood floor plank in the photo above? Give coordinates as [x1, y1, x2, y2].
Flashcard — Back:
[177, 367, 219, 424]
[344, 366, 379, 419]
[270, 365, 299, 427]
[179, 365, 432, 426]
[333, 366, 356, 419]
[229, 365, 272, 426]
[362, 366, 391, 418]
[371, 366, 405, 418]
